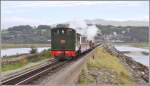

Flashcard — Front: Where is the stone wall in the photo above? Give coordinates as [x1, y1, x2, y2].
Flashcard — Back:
[103, 43, 149, 83]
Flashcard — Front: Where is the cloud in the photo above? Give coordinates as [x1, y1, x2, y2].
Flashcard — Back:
[135, 16, 149, 21]
[1, 1, 148, 29]
[2, 1, 147, 15]
[1, 16, 51, 29]
[2, 1, 147, 8]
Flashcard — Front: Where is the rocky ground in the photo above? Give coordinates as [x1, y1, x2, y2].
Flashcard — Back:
[78, 44, 149, 86]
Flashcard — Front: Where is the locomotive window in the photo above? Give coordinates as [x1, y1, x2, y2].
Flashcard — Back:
[67, 29, 72, 35]
[57, 30, 59, 34]
[62, 30, 64, 34]
[54, 29, 73, 35]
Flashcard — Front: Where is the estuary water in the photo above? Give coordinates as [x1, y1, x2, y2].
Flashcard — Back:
[1, 47, 50, 57]
[115, 45, 149, 66]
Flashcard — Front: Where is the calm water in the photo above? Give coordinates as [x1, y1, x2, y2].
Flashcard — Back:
[1, 45, 149, 66]
[1, 47, 50, 57]
[115, 45, 149, 66]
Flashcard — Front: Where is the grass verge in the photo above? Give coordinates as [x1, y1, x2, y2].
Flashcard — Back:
[79, 47, 133, 85]
[2, 50, 51, 72]
[129, 43, 149, 49]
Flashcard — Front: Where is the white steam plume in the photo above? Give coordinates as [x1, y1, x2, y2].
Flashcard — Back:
[87, 25, 98, 41]
[69, 19, 87, 35]
[69, 19, 98, 41]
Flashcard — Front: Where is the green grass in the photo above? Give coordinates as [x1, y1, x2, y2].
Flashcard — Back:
[79, 66, 96, 84]
[115, 42, 149, 49]
[129, 43, 149, 48]
[1, 44, 51, 49]
[2, 62, 25, 71]
[79, 47, 133, 85]
[2, 50, 51, 72]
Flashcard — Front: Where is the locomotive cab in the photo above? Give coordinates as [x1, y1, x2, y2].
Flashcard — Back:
[50, 27, 79, 60]
[50, 27, 95, 61]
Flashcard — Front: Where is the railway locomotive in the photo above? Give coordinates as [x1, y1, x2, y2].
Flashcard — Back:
[50, 27, 94, 61]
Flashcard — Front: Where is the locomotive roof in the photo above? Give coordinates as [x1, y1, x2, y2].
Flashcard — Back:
[51, 27, 82, 36]
[52, 27, 75, 31]
[76, 33, 81, 36]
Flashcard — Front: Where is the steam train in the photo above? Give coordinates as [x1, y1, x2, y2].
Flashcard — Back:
[50, 27, 95, 61]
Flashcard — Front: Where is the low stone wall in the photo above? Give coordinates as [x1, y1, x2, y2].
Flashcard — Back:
[103, 43, 149, 83]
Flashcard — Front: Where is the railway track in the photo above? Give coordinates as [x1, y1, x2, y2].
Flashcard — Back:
[2, 45, 100, 85]
[1, 59, 67, 85]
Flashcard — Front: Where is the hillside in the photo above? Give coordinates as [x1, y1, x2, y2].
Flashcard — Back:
[1, 25, 52, 44]
[85, 19, 149, 26]
[1, 19, 149, 44]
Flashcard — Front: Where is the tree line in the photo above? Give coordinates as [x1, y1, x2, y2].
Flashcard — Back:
[1, 24, 149, 44]
[2, 25, 52, 44]
[96, 24, 149, 42]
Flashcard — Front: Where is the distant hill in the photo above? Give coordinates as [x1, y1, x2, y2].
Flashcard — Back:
[85, 19, 149, 26]
[1, 19, 149, 44]
[1, 25, 52, 44]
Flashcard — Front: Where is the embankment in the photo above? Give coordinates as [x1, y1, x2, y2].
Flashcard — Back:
[78, 43, 149, 85]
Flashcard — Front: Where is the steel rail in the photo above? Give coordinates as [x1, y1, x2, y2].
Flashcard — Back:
[2, 59, 55, 81]
[2, 44, 100, 85]
[2, 59, 66, 85]
[16, 61, 67, 85]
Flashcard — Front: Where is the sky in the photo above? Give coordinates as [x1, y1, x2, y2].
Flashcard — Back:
[1, 1, 149, 29]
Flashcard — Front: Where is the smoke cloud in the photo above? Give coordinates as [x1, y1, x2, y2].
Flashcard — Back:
[69, 19, 98, 41]
[87, 25, 98, 41]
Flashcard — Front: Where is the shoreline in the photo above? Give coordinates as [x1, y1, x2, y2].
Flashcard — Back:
[1, 44, 51, 49]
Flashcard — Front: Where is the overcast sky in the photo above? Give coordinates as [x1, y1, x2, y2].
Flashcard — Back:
[1, 1, 149, 29]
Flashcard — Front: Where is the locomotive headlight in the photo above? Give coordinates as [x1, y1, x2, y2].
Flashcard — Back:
[60, 39, 66, 44]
